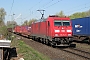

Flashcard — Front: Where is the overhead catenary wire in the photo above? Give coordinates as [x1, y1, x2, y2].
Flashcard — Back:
[7, 0, 14, 24]
[21, 1, 90, 23]
[65, 2, 90, 15]
[29, 1, 90, 16]
[37, 0, 63, 18]
[41, 1, 90, 16]
[39, 0, 54, 9]
[29, 0, 62, 16]
[65, 4, 90, 15]
[29, 0, 43, 10]
[43, 0, 62, 9]
[69, 2, 90, 11]
[23, 0, 44, 21]
[9, 0, 14, 15]
[24, 0, 62, 19]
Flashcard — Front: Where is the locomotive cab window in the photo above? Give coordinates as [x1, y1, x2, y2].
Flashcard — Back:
[54, 20, 62, 26]
[62, 21, 70, 26]
[54, 20, 70, 26]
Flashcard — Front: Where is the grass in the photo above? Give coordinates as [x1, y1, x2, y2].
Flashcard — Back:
[11, 38, 50, 60]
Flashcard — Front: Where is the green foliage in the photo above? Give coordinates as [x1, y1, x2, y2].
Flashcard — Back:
[69, 12, 86, 19]
[7, 21, 17, 28]
[56, 9, 90, 19]
[85, 9, 90, 17]
[12, 40, 50, 60]
[0, 8, 6, 24]
[0, 25, 8, 37]
[69, 9, 90, 19]
[22, 19, 37, 25]
[56, 11, 65, 17]
[22, 9, 90, 26]
[28, 19, 37, 25]
[23, 20, 28, 25]
[0, 8, 7, 38]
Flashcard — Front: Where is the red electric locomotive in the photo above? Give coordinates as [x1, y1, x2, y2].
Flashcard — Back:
[31, 15, 74, 46]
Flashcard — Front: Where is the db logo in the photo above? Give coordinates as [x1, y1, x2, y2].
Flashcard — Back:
[75, 24, 82, 28]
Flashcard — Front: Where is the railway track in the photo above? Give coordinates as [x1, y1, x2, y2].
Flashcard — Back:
[24, 35, 90, 60]
[60, 48, 90, 60]
[15, 33, 90, 60]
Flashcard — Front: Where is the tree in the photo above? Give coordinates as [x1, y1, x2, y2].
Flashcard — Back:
[23, 20, 28, 25]
[7, 21, 17, 28]
[0, 25, 8, 38]
[0, 8, 7, 39]
[22, 19, 37, 26]
[86, 9, 90, 17]
[56, 11, 65, 17]
[69, 9, 90, 19]
[28, 19, 37, 25]
[69, 12, 86, 19]
[0, 8, 6, 26]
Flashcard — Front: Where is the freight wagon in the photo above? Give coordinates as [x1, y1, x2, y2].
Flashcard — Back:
[13, 26, 21, 34]
[71, 17, 90, 43]
[14, 25, 31, 37]
[20, 26, 31, 37]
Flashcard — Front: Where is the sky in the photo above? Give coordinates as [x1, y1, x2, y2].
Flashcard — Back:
[0, 0, 90, 25]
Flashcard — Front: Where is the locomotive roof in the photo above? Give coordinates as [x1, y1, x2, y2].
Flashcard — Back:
[34, 15, 70, 23]
[35, 18, 47, 23]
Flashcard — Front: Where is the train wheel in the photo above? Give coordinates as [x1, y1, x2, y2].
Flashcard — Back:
[43, 38, 46, 44]
[50, 41, 54, 47]
[40, 38, 42, 43]
[42, 38, 45, 44]
[49, 41, 56, 48]
[45, 39, 49, 45]
[49, 41, 53, 47]
[36, 38, 39, 41]
[37, 37, 40, 42]
[32, 36, 35, 40]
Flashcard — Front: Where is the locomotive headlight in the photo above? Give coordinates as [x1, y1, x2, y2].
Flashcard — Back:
[67, 30, 72, 32]
[55, 34, 58, 36]
[55, 30, 60, 32]
[68, 34, 71, 36]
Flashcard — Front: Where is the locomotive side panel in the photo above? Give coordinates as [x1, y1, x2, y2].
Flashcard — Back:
[31, 21, 47, 38]
[31, 23, 39, 36]
[39, 22, 47, 37]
